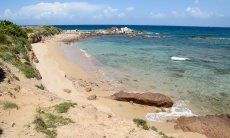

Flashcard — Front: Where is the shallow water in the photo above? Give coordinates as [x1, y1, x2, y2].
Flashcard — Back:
[61, 25, 230, 115]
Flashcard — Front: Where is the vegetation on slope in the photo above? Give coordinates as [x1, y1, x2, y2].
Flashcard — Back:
[34, 103, 74, 138]
[25, 25, 61, 43]
[0, 20, 61, 78]
[0, 101, 19, 110]
[54, 102, 77, 113]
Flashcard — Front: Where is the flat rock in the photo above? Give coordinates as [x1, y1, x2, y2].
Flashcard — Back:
[110, 91, 173, 107]
[87, 95, 97, 100]
[174, 114, 230, 138]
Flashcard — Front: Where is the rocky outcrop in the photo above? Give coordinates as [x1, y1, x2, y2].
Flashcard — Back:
[174, 114, 230, 138]
[61, 27, 138, 43]
[110, 91, 173, 107]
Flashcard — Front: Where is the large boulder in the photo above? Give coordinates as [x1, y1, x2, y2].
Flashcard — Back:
[110, 91, 173, 107]
[174, 114, 230, 138]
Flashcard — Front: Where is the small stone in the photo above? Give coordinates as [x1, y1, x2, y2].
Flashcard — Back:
[6, 84, 21, 92]
[30, 133, 35, 136]
[160, 107, 166, 112]
[87, 95, 97, 100]
[12, 123, 16, 127]
[85, 87, 92, 92]
[155, 109, 161, 113]
[129, 101, 134, 104]
[63, 89, 71, 94]
[49, 97, 54, 101]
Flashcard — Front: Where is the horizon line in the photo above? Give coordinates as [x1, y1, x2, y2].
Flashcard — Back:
[22, 24, 230, 28]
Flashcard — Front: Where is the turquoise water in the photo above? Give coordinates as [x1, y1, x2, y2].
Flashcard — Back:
[61, 26, 230, 115]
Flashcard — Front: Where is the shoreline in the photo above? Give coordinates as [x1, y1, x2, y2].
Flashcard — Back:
[31, 32, 206, 137]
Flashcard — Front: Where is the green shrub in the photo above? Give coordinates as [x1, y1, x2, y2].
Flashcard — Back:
[46, 113, 74, 126]
[1, 101, 19, 110]
[0, 20, 39, 79]
[34, 108, 74, 138]
[54, 102, 77, 113]
[24, 28, 34, 33]
[151, 126, 158, 132]
[36, 84, 45, 90]
[133, 118, 149, 130]
[0, 20, 61, 79]
[0, 20, 28, 38]
[34, 116, 57, 138]
[42, 25, 61, 36]
[158, 131, 173, 138]
[0, 34, 10, 45]
[11, 59, 38, 78]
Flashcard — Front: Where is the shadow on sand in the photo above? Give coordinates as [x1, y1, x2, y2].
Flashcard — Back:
[0, 128, 3, 136]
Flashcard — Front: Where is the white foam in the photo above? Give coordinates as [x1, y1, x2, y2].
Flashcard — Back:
[80, 49, 91, 58]
[171, 56, 190, 61]
[146, 100, 195, 122]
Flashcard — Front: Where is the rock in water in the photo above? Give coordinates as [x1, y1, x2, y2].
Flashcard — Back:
[174, 114, 230, 138]
[110, 91, 173, 107]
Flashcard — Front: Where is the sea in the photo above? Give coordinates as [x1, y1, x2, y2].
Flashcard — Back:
[55, 25, 230, 119]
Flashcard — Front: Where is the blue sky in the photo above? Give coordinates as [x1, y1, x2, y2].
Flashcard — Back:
[0, 0, 229, 27]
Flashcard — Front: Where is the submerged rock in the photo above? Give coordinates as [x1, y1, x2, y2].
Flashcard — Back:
[110, 91, 173, 107]
[174, 114, 230, 138]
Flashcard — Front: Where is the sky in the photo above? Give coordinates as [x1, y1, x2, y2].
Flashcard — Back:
[0, 0, 229, 27]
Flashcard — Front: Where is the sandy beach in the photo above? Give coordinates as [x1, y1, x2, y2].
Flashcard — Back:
[1, 0, 229, 136]
[30, 32, 206, 138]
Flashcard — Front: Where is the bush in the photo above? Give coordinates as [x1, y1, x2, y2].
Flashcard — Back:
[0, 20, 28, 38]
[54, 102, 77, 113]
[158, 131, 173, 138]
[0, 101, 19, 110]
[11, 59, 38, 78]
[151, 126, 158, 132]
[0, 20, 39, 79]
[34, 107, 74, 138]
[35, 84, 45, 90]
[34, 116, 57, 138]
[46, 113, 74, 125]
[0, 34, 10, 45]
[0, 20, 61, 79]
[133, 118, 149, 130]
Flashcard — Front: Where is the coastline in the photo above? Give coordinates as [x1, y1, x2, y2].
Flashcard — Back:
[31, 32, 206, 137]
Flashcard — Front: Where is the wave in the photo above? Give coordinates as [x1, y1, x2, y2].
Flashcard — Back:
[189, 36, 230, 41]
[146, 100, 195, 122]
[171, 56, 190, 61]
[79, 49, 91, 58]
